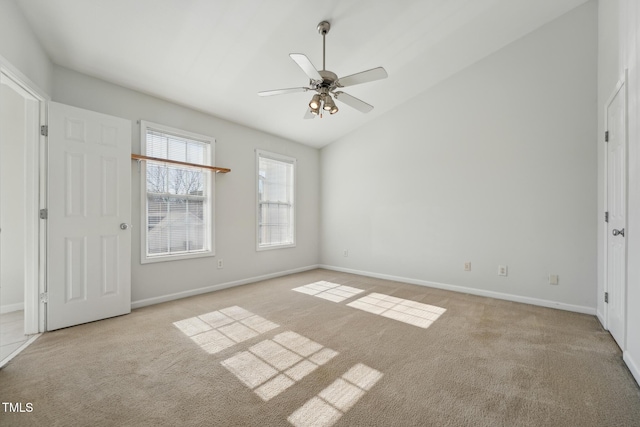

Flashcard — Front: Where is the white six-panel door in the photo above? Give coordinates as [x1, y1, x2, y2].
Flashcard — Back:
[47, 102, 131, 331]
[605, 83, 627, 350]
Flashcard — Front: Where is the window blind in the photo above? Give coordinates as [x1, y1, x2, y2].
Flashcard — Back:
[257, 152, 295, 248]
[144, 127, 211, 257]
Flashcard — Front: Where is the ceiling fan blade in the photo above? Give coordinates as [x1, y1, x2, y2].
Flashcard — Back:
[333, 91, 374, 113]
[337, 67, 388, 88]
[303, 108, 316, 119]
[290, 53, 322, 81]
[258, 87, 309, 97]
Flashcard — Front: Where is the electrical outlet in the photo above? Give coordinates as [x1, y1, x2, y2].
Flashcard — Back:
[343, 249, 349, 257]
[549, 274, 559, 285]
[464, 262, 471, 271]
[498, 265, 508, 276]
[217, 259, 224, 269]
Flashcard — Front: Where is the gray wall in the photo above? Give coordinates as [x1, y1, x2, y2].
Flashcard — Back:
[52, 66, 320, 305]
[0, 0, 52, 94]
[320, 2, 598, 312]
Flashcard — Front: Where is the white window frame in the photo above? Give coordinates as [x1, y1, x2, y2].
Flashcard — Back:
[140, 120, 215, 264]
[256, 149, 296, 251]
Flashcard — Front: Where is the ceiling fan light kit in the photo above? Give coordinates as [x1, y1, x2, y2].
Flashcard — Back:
[258, 20, 388, 119]
[323, 96, 337, 112]
[309, 93, 321, 110]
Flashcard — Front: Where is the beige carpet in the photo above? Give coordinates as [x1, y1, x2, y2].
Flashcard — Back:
[1, 269, 639, 426]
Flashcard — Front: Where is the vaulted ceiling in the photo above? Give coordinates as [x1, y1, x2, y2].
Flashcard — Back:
[17, 0, 588, 147]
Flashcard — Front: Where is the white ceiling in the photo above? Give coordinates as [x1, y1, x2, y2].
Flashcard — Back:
[17, 0, 587, 148]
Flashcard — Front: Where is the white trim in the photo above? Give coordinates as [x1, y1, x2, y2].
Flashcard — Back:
[139, 120, 216, 264]
[131, 264, 319, 309]
[1, 74, 38, 100]
[0, 302, 24, 314]
[0, 54, 50, 102]
[255, 149, 297, 251]
[602, 77, 627, 330]
[38, 96, 47, 333]
[602, 75, 629, 346]
[0, 333, 41, 369]
[0, 54, 49, 335]
[23, 97, 40, 334]
[623, 351, 640, 387]
[141, 120, 215, 145]
[140, 249, 215, 264]
[319, 264, 597, 315]
[257, 242, 297, 251]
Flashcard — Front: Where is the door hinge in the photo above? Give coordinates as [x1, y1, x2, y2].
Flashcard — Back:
[604, 292, 609, 303]
[39, 208, 48, 219]
[605, 211, 609, 223]
[40, 125, 48, 136]
[40, 292, 48, 303]
[605, 131, 609, 142]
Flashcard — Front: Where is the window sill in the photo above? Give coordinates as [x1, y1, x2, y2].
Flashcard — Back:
[141, 250, 215, 264]
[256, 243, 296, 252]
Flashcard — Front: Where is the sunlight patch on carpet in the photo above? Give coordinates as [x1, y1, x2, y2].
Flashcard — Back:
[221, 331, 338, 401]
[347, 293, 446, 329]
[292, 281, 365, 302]
[173, 306, 279, 354]
[288, 363, 383, 427]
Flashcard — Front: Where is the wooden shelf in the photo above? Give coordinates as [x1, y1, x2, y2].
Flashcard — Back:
[131, 153, 230, 174]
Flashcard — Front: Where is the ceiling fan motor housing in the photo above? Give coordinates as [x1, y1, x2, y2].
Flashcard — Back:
[318, 70, 338, 87]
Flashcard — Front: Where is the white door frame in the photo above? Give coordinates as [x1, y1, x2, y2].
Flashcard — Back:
[602, 74, 628, 339]
[0, 55, 49, 334]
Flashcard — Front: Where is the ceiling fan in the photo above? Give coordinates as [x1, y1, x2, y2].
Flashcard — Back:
[258, 21, 388, 118]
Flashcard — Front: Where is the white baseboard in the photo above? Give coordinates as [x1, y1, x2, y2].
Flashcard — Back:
[131, 263, 596, 315]
[623, 351, 640, 387]
[0, 302, 24, 314]
[131, 264, 320, 309]
[319, 264, 596, 316]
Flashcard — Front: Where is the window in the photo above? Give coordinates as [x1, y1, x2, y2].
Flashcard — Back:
[256, 150, 296, 250]
[140, 121, 214, 263]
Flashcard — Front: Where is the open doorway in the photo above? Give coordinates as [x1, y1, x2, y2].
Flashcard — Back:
[0, 64, 46, 366]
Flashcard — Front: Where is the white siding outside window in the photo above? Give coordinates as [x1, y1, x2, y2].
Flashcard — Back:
[140, 121, 215, 263]
[256, 150, 296, 250]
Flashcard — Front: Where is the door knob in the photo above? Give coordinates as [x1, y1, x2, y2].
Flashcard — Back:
[120, 223, 130, 230]
[612, 228, 625, 237]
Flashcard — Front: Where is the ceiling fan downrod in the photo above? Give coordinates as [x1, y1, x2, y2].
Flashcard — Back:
[317, 21, 330, 71]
